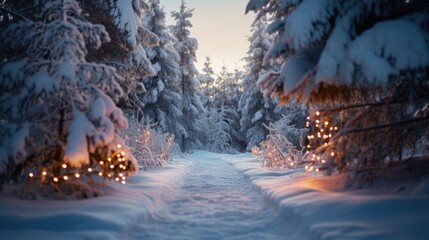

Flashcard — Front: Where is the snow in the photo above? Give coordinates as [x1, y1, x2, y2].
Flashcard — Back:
[0, 123, 29, 171]
[343, 19, 429, 87]
[285, 0, 335, 50]
[2, 151, 428, 239]
[112, 0, 140, 48]
[225, 154, 429, 240]
[0, 158, 190, 239]
[64, 110, 92, 168]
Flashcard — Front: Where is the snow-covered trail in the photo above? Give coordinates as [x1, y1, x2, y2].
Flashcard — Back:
[132, 152, 302, 240]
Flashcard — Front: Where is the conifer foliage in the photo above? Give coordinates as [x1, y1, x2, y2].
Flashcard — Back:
[0, 0, 137, 197]
[142, 0, 185, 139]
[171, 0, 204, 151]
[247, 0, 429, 177]
[239, 17, 283, 151]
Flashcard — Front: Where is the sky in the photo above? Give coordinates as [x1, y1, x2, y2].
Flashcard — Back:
[163, 0, 255, 74]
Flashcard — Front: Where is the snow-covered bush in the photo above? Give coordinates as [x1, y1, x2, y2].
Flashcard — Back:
[246, 0, 429, 176]
[253, 106, 308, 168]
[124, 118, 174, 169]
[0, 0, 137, 198]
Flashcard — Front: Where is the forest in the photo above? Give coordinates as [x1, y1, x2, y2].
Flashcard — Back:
[0, 0, 428, 239]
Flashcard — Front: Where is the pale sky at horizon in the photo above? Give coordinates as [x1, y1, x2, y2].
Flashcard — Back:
[163, 0, 255, 75]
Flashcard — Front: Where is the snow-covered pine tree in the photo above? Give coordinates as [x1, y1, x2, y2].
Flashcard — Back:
[239, 16, 283, 151]
[0, 0, 138, 197]
[247, 0, 429, 177]
[141, 0, 186, 141]
[171, 0, 204, 151]
[80, 0, 159, 111]
[198, 56, 216, 110]
[197, 106, 237, 154]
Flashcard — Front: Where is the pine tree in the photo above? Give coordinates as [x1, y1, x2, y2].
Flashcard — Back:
[0, 0, 137, 197]
[80, 0, 159, 111]
[141, 0, 185, 140]
[171, 0, 204, 151]
[247, 0, 429, 177]
[197, 106, 237, 154]
[239, 16, 283, 151]
[198, 56, 216, 110]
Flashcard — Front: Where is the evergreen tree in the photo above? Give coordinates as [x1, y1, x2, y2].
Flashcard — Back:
[197, 106, 237, 154]
[80, 0, 159, 111]
[198, 56, 216, 110]
[0, 0, 137, 196]
[141, 0, 185, 140]
[171, 0, 204, 151]
[239, 16, 283, 151]
[247, 0, 429, 177]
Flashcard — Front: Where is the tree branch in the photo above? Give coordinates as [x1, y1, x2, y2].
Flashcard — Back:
[340, 115, 429, 135]
[0, 7, 30, 22]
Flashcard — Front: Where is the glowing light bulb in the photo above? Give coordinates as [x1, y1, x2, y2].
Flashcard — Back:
[53, 177, 59, 182]
[117, 144, 122, 149]
[100, 161, 104, 165]
[75, 173, 80, 178]
[99, 172, 103, 176]
[63, 176, 68, 180]
[322, 159, 326, 163]
[316, 111, 320, 116]
[108, 158, 112, 162]
[324, 121, 329, 126]
[42, 171, 47, 176]
[108, 173, 112, 178]
[115, 177, 119, 182]
[121, 152, 125, 156]
[331, 152, 335, 157]
[62, 164, 67, 169]
[28, 172, 34, 178]
[88, 168, 93, 172]
[110, 165, 115, 169]
[121, 181, 126, 185]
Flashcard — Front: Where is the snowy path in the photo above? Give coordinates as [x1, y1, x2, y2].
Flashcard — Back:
[132, 152, 301, 240]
